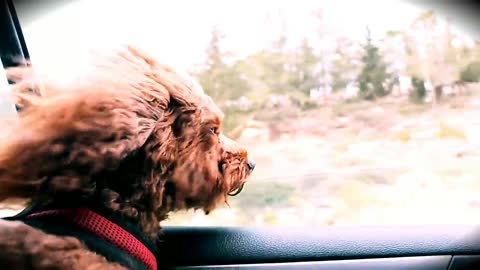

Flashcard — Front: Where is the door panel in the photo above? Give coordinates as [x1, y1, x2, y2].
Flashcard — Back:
[158, 226, 480, 268]
[174, 256, 452, 270]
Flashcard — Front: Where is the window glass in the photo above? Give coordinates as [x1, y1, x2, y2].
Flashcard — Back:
[11, 0, 480, 227]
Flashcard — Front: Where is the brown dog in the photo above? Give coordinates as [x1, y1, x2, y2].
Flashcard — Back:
[0, 46, 254, 269]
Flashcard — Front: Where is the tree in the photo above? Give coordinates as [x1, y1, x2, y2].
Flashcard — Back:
[357, 27, 392, 100]
[232, 28, 297, 101]
[312, 8, 334, 98]
[460, 61, 480, 83]
[457, 42, 480, 83]
[196, 27, 250, 102]
[205, 27, 225, 69]
[331, 37, 361, 92]
[289, 39, 320, 96]
[401, 10, 468, 104]
[410, 76, 427, 103]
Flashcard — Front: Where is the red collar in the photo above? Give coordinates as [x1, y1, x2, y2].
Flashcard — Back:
[27, 207, 157, 270]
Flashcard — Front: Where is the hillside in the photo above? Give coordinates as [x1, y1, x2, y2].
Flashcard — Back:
[165, 84, 480, 227]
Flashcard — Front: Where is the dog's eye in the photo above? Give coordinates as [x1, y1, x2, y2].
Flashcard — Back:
[210, 127, 218, 134]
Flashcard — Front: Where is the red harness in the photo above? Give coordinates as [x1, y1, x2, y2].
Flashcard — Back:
[27, 208, 157, 270]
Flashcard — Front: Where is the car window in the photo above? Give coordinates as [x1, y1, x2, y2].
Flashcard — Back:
[0, 61, 17, 117]
[9, 0, 480, 227]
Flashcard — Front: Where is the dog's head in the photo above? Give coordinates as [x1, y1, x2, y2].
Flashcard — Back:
[1, 46, 255, 235]
[151, 79, 255, 215]
[96, 47, 257, 216]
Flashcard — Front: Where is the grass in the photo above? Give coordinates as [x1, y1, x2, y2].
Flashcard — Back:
[391, 128, 412, 142]
[262, 211, 278, 225]
[332, 100, 373, 117]
[229, 181, 296, 208]
[332, 143, 349, 153]
[355, 172, 393, 185]
[397, 102, 429, 116]
[437, 121, 466, 140]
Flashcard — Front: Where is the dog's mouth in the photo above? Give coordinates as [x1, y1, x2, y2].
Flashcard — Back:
[219, 157, 254, 197]
[218, 161, 246, 196]
[227, 182, 245, 196]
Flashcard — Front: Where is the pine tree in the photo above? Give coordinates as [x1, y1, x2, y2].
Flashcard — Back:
[196, 27, 249, 102]
[357, 27, 392, 100]
[410, 76, 427, 103]
[205, 27, 226, 69]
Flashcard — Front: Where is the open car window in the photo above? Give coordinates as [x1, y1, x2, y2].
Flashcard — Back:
[4, 0, 480, 230]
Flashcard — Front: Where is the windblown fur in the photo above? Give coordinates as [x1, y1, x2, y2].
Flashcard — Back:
[0, 46, 254, 269]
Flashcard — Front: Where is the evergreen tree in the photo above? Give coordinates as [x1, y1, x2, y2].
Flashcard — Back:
[410, 76, 427, 103]
[196, 27, 249, 102]
[357, 27, 392, 100]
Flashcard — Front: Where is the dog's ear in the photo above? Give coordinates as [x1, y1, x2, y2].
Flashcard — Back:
[5, 63, 42, 110]
[0, 46, 202, 201]
[5, 63, 77, 110]
[0, 86, 159, 201]
[0, 50, 173, 201]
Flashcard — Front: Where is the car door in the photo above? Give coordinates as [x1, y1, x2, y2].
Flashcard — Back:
[2, 1, 480, 269]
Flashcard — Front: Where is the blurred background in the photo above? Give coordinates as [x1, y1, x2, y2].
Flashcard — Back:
[2, 0, 480, 227]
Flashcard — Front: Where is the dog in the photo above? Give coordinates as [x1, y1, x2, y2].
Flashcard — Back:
[0, 46, 255, 269]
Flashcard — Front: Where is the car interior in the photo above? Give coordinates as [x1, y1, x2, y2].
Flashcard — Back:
[1, 0, 480, 269]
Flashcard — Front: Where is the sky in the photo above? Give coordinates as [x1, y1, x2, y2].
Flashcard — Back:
[17, 0, 427, 73]
[17, 0, 479, 89]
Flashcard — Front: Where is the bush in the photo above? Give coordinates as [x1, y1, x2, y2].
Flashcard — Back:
[220, 106, 257, 138]
[460, 61, 480, 83]
[409, 77, 426, 103]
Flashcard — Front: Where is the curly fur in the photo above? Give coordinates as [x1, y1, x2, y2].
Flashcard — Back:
[0, 46, 254, 269]
[0, 220, 125, 270]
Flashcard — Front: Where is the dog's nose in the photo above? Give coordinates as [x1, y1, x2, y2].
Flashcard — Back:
[247, 160, 256, 172]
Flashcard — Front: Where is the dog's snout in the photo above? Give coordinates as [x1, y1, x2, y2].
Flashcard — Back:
[247, 160, 256, 172]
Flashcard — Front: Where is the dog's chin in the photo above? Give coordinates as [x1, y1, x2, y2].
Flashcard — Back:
[161, 170, 251, 216]
[199, 181, 237, 215]
[226, 168, 252, 195]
